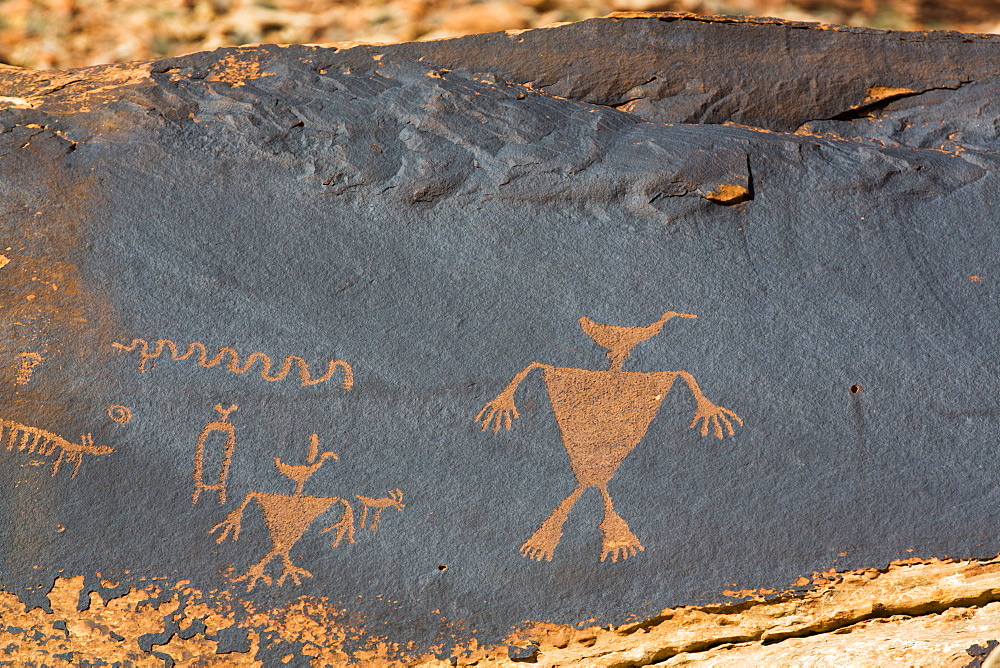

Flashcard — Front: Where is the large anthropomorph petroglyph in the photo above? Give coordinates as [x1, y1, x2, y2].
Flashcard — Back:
[476, 311, 742, 562]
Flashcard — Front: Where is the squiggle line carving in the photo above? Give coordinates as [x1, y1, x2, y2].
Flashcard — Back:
[111, 338, 354, 388]
[0, 418, 114, 477]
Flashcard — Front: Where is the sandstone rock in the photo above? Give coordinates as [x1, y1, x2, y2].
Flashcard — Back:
[5, 1, 1000, 72]
[660, 603, 1000, 667]
[1, 13, 999, 665]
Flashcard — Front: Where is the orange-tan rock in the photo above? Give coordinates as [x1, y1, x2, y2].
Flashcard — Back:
[2, 557, 1000, 665]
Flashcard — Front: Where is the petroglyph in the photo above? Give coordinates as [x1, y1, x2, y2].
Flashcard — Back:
[106, 405, 132, 426]
[211, 434, 404, 590]
[192, 404, 238, 504]
[356, 489, 405, 531]
[111, 338, 354, 388]
[212, 433, 351, 590]
[476, 311, 742, 562]
[0, 418, 114, 477]
[14, 352, 42, 385]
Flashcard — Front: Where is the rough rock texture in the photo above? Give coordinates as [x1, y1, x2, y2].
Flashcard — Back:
[3, 558, 1000, 664]
[2, 13, 1000, 665]
[660, 604, 1000, 667]
[4, 0, 1000, 71]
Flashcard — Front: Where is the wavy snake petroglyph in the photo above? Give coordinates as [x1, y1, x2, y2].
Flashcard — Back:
[111, 338, 353, 388]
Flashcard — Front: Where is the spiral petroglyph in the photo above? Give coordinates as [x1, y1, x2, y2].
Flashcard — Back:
[106, 405, 132, 426]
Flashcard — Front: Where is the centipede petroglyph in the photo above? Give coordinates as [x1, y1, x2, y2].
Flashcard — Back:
[0, 418, 114, 477]
[111, 338, 354, 388]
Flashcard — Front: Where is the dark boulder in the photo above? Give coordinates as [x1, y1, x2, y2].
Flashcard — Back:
[0, 13, 998, 662]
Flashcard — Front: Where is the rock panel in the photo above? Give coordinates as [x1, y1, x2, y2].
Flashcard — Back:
[0, 15, 999, 665]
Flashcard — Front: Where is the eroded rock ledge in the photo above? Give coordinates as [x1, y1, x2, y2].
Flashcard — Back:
[503, 556, 1000, 667]
[5, 13, 1000, 153]
[2, 557, 1000, 665]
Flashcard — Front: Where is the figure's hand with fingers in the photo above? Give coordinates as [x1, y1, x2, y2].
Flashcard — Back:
[320, 514, 354, 548]
[474, 391, 520, 434]
[689, 398, 743, 439]
[210, 509, 243, 543]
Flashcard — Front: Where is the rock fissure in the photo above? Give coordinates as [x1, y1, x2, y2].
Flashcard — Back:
[817, 82, 972, 126]
[619, 11, 996, 41]
[39, 79, 87, 97]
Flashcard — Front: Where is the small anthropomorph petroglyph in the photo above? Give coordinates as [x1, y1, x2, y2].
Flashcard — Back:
[211, 434, 405, 591]
[14, 352, 42, 386]
[475, 311, 742, 563]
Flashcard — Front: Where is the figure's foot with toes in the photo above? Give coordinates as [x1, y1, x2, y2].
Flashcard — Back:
[519, 489, 583, 561]
[601, 541, 643, 563]
[276, 561, 313, 586]
[232, 562, 274, 591]
[519, 526, 563, 562]
[599, 512, 644, 563]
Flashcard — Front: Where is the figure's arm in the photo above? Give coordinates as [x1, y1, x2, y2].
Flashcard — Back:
[319, 497, 356, 547]
[474, 362, 548, 434]
[209, 493, 259, 542]
[675, 371, 744, 439]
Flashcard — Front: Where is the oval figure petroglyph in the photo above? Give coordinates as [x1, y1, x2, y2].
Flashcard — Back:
[111, 338, 354, 388]
[475, 311, 743, 563]
[192, 404, 238, 505]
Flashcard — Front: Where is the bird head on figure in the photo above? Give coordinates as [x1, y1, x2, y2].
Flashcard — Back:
[579, 310, 697, 370]
[274, 434, 339, 495]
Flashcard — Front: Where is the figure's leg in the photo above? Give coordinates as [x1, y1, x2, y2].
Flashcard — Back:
[276, 554, 313, 586]
[520, 486, 586, 561]
[597, 486, 644, 562]
[232, 551, 278, 591]
[50, 451, 65, 476]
